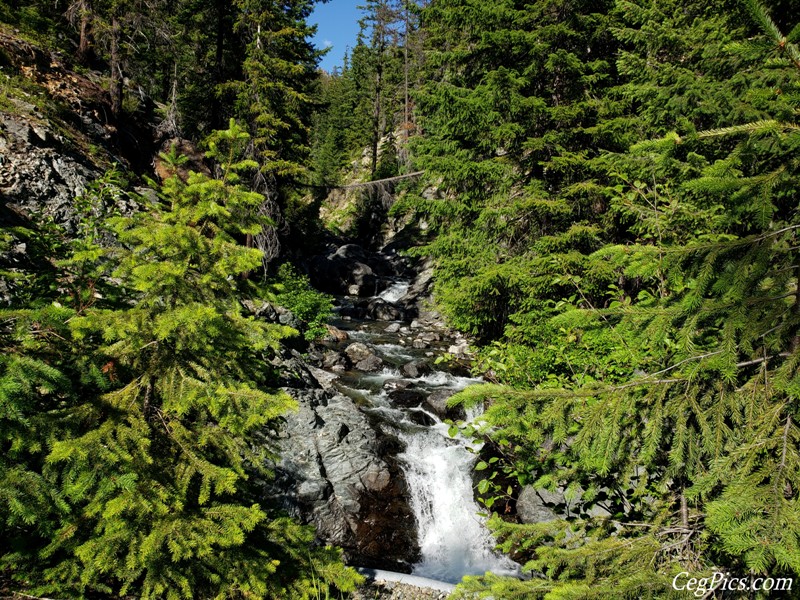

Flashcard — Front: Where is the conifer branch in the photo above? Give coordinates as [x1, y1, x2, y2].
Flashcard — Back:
[696, 120, 798, 139]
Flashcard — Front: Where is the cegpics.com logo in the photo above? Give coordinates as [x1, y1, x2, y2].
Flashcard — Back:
[672, 571, 793, 596]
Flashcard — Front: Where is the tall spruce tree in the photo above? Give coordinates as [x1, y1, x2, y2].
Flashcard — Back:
[403, 1, 800, 598]
[0, 124, 360, 598]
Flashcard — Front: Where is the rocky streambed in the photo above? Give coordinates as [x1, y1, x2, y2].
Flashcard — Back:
[269, 250, 518, 583]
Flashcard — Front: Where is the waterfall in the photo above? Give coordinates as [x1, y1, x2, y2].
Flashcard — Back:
[325, 281, 517, 583]
[378, 280, 411, 304]
[399, 416, 518, 583]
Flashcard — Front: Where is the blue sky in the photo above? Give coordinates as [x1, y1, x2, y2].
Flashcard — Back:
[310, 0, 365, 73]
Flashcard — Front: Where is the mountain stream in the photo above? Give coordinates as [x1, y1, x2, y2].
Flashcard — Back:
[329, 285, 518, 583]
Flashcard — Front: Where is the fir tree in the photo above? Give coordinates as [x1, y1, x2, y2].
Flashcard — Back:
[0, 123, 360, 599]
[422, 1, 800, 598]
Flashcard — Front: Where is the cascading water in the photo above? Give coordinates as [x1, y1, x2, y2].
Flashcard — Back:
[378, 280, 411, 303]
[399, 419, 517, 582]
[330, 279, 518, 584]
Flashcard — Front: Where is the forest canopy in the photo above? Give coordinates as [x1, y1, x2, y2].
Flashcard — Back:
[2, 0, 800, 598]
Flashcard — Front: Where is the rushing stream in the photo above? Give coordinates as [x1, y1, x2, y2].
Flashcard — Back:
[329, 285, 518, 584]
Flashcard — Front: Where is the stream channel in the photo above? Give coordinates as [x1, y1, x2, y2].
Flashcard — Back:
[323, 281, 518, 584]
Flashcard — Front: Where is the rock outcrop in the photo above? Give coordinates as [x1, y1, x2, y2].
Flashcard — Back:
[0, 29, 152, 230]
[275, 382, 419, 571]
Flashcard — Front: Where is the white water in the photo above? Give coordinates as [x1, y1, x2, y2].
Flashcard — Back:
[409, 371, 483, 389]
[399, 420, 518, 583]
[374, 343, 415, 360]
[378, 280, 411, 304]
[332, 316, 517, 584]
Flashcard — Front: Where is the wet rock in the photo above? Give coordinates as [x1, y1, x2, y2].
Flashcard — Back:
[323, 350, 350, 371]
[385, 322, 402, 333]
[367, 298, 405, 321]
[276, 390, 418, 568]
[307, 244, 397, 297]
[402, 359, 431, 379]
[384, 379, 412, 391]
[412, 339, 429, 349]
[334, 244, 395, 276]
[408, 410, 437, 427]
[398, 262, 434, 308]
[339, 302, 368, 319]
[345, 342, 375, 363]
[388, 388, 426, 408]
[356, 354, 384, 372]
[424, 389, 460, 419]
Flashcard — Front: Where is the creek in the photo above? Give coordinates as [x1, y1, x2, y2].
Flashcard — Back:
[326, 283, 519, 584]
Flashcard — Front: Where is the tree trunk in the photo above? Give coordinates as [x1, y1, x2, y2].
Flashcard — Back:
[109, 13, 123, 118]
[370, 56, 383, 179]
[211, 0, 227, 129]
[76, 0, 94, 65]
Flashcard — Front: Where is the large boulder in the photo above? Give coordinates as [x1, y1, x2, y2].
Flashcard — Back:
[345, 342, 376, 363]
[516, 487, 565, 524]
[388, 388, 426, 408]
[366, 298, 405, 321]
[275, 390, 419, 570]
[356, 355, 384, 372]
[307, 244, 398, 297]
[424, 388, 464, 420]
[516, 485, 614, 524]
[402, 359, 432, 379]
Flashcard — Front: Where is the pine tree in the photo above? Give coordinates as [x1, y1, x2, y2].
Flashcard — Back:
[422, 1, 800, 598]
[0, 123, 360, 598]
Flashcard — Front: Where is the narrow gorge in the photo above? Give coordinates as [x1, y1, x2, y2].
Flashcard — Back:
[269, 238, 520, 584]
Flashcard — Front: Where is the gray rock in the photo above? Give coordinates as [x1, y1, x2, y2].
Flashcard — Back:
[516, 485, 614, 523]
[345, 342, 375, 363]
[324, 325, 349, 342]
[384, 322, 402, 333]
[307, 244, 396, 297]
[516, 486, 563, 524]
[388, 388, 426, 408]
[418, 331, 440, 343]
[242, 300, 279, 322]
[307, 365, 340, 390]
[276, 306, 299, 329]
[447, 342, 470, 356]
[402, 359, 431, 379]
[276, 390, 418, 567]
[424, 389, 457, 419]
[367, 298, 404, 321]
[356, 354, 384, 372]
[383, 379, 412, 391]
[322, 350, 350, 371]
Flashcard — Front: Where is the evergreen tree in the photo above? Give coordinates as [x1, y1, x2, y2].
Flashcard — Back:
[0, 124, 360, 598]
[409, 1, 800, 597]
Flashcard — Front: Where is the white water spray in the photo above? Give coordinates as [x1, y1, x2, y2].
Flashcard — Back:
[378, 280, 410, 304]
[399, 418, 518, 583]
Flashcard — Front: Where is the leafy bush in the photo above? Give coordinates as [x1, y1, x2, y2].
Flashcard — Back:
[273, 263, 333, 341]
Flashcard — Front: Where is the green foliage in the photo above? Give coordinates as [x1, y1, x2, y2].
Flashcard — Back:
[272, 263, 334, 341]
[0, 124, 359, 598]
[397, 0, 800, 597]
